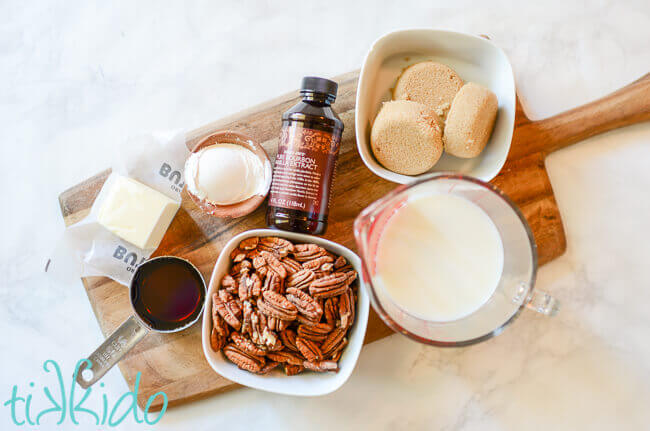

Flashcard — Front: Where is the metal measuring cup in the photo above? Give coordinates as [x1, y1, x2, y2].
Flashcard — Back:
[76, 256, 206, 388]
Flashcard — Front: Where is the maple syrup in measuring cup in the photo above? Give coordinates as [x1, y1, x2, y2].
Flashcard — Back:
[131, 257, 205, 331]
[76, 256, 206, 388]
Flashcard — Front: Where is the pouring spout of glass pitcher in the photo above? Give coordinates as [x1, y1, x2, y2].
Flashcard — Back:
[353, 208, 372, 240]
[353, 183, 411, 256]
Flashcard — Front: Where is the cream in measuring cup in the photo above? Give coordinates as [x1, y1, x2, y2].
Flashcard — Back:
[374, 193, 504, 322]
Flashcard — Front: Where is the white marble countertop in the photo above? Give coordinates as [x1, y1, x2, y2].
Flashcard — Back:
[2, 1, 650, 430]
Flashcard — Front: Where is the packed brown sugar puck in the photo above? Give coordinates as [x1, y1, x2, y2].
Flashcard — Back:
[370, 100, 443, 175]
[443, 82, 498, 158]
[393, 61, 464, 120]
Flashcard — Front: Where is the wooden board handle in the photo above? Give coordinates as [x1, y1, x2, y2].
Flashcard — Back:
[520, 73, 650, 156]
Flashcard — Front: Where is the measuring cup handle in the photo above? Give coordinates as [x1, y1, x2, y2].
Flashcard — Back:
[75, 315, 149, 389]
[525, 290, 560, 316]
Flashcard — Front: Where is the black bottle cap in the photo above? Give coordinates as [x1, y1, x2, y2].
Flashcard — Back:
[300, 76, 338, 100]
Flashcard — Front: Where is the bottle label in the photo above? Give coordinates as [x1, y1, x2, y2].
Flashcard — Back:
[269, 124, 340, 216]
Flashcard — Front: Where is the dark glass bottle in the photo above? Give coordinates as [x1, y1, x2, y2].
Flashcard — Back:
[266, 77, 344, 235]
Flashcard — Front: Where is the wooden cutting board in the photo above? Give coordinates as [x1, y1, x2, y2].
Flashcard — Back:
[58, 70, 650, 410]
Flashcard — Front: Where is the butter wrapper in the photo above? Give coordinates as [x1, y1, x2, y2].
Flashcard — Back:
[49, 130, 189, 286]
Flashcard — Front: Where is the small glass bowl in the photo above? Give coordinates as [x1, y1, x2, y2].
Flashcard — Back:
[185, 130, 272, 218]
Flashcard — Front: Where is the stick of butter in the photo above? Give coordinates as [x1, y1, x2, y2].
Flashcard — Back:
[98, 175, 180, 250]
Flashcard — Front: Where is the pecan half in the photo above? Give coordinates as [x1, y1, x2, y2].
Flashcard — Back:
[280, 329, 299, 352]
[324, 297, 338, 327]
[267, 316, 277, 332]
[260, 251, 287, 279]
[267, 350, 303, 366]
[296, 314, 320, 327]
[252, 255, 266, 270]
[303, 360, 338, 373]
[221, 274, 237, 293]
[333, 256, 347, 269]
[286, 287, 323, 320]
[257, 290, 298, 321]
[223, 344, 265, 373]
[321, 328, 347, 357]
[239, 271, 261, 301]
[213, 293, 241, 330]
[250, 311, 263, 344]
[238, 271, 251, 300]
[258, 310, 267, 328]
[219, 290, 242, 319]
[261, 327, 282, 351]
[241, 301, 254, 335]
[256, 361, 280, 375]
[301, 255, 334, 271]
[231, 332, 266, 356]
[239, 237, 259, 250]
[267, 317, 290, 334]
[338, 290, 353, 328]
[262, 272, 283, 294]
[313, 269, 332, 279]
[210, 327, 227, 351]
[286, 269, 315, 290]
[235, 297, 243, 313]
[297, 322, 333, 343]
[347, 289, 356, 327]
[252, 255, 268, 279]
[230, 260, 252, 276]
[344, 270, 358, 285]
[259, 237, 294, 258]
[252, 273, 263, 297]
[276, 319, 290, 332]
[296, 337, 323, 362]
[330, 338, 347, 361]
[309, 272, 349, 298]
[293, 244, 327, 262]
[333, 257, 353, 272]
[213, 310, 229, 337]
[281, 257, 302, 275]
[229, 247, 247, 263]
[284, 364, 304, 376]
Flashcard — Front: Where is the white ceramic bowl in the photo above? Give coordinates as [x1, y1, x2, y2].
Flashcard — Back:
[355, 29, 516, 184]
[201, 229, 369, 396]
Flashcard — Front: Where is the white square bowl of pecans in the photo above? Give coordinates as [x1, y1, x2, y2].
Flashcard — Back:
[201, 228, 369, 396]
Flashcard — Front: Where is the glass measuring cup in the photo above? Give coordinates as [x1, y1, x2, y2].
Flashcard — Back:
[353, 173, 558, 346]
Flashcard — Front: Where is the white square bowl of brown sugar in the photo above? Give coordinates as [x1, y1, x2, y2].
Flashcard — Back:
[356, 29, 516, 184]
[201, 228, 369, 396]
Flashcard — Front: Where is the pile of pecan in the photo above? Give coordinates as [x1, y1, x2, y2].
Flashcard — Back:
[210, 236, 358, 375]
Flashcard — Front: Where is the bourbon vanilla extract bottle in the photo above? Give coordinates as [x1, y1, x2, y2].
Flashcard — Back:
[266, 77, 344, 235]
